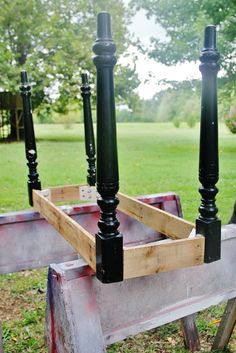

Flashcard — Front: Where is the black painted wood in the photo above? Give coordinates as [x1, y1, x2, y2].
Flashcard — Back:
[93, 12, 123, 283]
[229, 201, 236, 224]
[20, 71, 41, 206]
[81, 73, 96, 186]
[196, 26, 221, 262]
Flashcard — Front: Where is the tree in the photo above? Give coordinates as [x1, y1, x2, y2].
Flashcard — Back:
[131, 0, 236, 91]
[0, 0, 138, 113]
[115, 65, 141, 110]
[147, 80, 200, 124]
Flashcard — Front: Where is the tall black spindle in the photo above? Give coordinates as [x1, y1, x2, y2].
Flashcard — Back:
[229, 201, 236, 224]
[196, 26, 221, 262]
[20, 71, 41, 206]
[81, 73, 96, 186]
[93, 12, 123, 283]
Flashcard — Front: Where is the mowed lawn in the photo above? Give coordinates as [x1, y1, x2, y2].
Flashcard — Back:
[0, 122, 235, 223]
[0, 122, 236, 353]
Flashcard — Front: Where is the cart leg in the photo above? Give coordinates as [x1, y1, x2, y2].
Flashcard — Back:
[212, 298, 236, 351]
[45, 261, 106, 353]
[181, 314, 200, 352]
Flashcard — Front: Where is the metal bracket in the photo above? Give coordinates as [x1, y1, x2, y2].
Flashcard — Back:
[79, 185, 98, 202]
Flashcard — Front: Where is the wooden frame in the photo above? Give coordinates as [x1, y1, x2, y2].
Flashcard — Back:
[33, 185, 204, 280]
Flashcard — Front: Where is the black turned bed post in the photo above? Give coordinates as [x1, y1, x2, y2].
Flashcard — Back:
[229, 202, 236, 224]
[196, 26, 221, 262]
[20, 71, 41, 206]
[81, 73, 96, 186]
[93, 12, 123, 283]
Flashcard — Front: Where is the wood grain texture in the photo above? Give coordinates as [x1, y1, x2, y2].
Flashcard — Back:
[33, 189, 205, 280]
[181, 314, 200, 352]
[118, 192, 195, 239]
[47, 184, 83, 202]
[45, 186, 195, 240]
[33, 190, 96, 270]
[41, 184, 99, 203]
[124, 236, 204, 279]
[212, 297, 236, 350]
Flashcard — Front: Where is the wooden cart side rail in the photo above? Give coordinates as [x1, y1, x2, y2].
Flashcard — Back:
[123, 236, 205, 279]
[118, 192, 195, 240]
[32, 190, 96, 270]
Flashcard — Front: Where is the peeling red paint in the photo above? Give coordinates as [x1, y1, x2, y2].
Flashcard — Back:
[78, 265, 95, 278]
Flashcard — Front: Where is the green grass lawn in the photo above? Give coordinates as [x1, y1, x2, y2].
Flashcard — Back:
[0, 122, 236, 352]
[0, 122, 235, 223]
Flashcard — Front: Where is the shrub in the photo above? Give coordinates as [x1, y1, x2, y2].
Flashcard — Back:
[225, 107, 236, 134]
[36, 104, 53, 123]
[116, 110, 154, 122]
[186, 113, 198, 128]
[172, 117, 181, 128]
[54, 112, 78, 128]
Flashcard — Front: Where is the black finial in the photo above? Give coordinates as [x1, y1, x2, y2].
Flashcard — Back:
[20, 71, 41, 206]
[93, 12, 123, 283]
[196, 26, 221, 262]
[81, 73, 96, 186]
[97, 12, 112, 40]
[203, 25, 216, 50]
[21, 70, 28, 84]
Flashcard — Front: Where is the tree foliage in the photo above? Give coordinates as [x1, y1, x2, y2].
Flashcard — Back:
[0, 0, 139, 111]
[131, 0, 236, 91]
[140, 80, 201, 124]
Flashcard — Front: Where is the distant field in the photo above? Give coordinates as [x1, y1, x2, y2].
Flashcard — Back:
[0, 122, 235, 223]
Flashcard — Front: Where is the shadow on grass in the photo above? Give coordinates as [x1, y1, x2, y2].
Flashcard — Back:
[36, 136, 84, 143]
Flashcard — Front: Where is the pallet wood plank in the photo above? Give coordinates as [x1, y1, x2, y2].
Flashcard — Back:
[33, 189, 204, 280]
[123, 236, 204, 279]
[49, 184, 82, 202]
[42, 185, 193, 241]
[33, 190, 96, 270]
[41, 185, 190, 241]
[42, 184, 98, 203]
[118, 192, 195, 239]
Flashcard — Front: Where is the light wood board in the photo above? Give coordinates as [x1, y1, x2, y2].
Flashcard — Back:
[33, 188, 204, 279]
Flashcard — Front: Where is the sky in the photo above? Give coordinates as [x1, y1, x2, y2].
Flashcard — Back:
[120, 7, 200, 99]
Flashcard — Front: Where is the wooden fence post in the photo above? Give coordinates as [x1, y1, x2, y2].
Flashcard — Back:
[93, 12, 123, 283]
